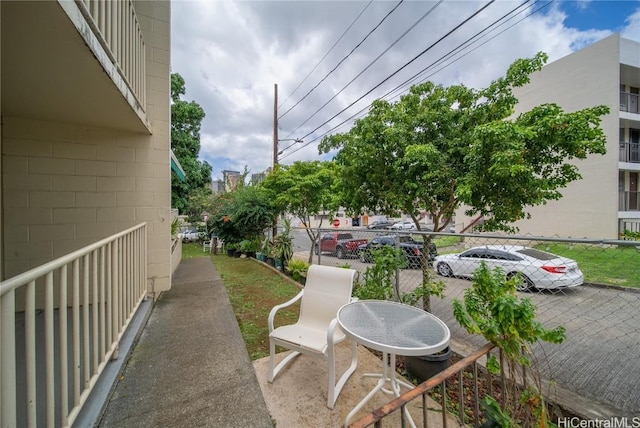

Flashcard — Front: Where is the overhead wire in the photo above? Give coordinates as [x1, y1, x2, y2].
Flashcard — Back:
[280, 0, 496, 159]
[277, 0, 373, 111]
[309, 0, 541, 143]
[281, 0, 445, 145]
[279, 0, 444, 155]
[280, 0, 552, 161]
[278, 0, 404, 122]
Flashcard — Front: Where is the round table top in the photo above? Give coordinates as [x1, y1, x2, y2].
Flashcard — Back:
[337, 300, 450, 356]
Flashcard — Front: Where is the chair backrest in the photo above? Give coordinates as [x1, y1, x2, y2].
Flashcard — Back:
[298, 265, 357, 330]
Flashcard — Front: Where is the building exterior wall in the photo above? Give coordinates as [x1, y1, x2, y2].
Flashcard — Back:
[457, 34, 627, 239]
[1, 1, 173, 292]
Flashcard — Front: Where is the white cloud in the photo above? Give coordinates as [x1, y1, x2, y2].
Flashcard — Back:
[171, 1, 639, 180]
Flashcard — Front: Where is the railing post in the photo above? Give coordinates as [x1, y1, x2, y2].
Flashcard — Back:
[1, 290, 17, 428]
[60, 265, 69, 428]
[25, 281, 36, 427]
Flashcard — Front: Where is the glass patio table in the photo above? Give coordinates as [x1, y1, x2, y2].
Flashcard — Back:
[337, 299, 450, 428]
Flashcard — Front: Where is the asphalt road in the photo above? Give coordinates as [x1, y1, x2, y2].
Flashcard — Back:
[290, 228, 640, 418]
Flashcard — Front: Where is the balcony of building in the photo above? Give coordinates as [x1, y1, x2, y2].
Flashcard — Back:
[619, 191, 640, 211]
[619, 141, 640, 165]
[620, 91, 639, 114]
[1, 0, 149, 133]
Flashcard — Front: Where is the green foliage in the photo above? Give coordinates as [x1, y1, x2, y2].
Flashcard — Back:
[480, 396, 515, 428]
[453, 262, 565, 428]
[170, 217, 180, 238]
[171, 73, 213, 213]
[319, 53, 609, 309]
[353, 246, 406, 301]
[238, 240, 253, 253]
[273, 218, 293, 266]
[623, 229, 640, 240]
[260, 161, 339, 263]
[286, 259, 310, 280]
[453, 263, 565, 364]
[208, 186, 276, 245]
[261, 237, 274, 256]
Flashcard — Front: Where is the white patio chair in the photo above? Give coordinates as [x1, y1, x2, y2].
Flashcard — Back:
[202, 239, 212, 253]
[267, 264, 358, 409]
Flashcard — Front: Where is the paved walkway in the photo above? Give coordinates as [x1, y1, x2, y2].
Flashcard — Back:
[98, 257, 273, 427]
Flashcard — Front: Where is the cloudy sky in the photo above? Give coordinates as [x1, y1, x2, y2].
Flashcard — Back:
[171, 0, 640, 181]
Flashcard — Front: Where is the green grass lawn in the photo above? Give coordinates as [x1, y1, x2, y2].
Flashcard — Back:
[181, 243, 302, 360]
[534, 243, 640, 288]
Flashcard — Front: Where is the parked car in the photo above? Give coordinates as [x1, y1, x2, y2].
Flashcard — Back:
[390, 221, 416, 230]
[433, 245, 583, 291]
[367, 220, 394, 230]
[358, 235, 438, 269]
[315, 232, 369, 259]
[180, 229, 202, 243]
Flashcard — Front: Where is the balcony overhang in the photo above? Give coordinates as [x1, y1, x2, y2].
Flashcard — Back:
[1, 1, 151, 133]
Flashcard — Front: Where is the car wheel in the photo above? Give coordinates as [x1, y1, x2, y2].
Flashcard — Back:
[359, 252, 368, 263]
[336, 247, 345, 259]
[507, 272, 534, 292]
[437, 262, 453, 277]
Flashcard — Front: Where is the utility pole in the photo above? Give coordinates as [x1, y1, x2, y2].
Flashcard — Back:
[273, 83, 278, 167]
[272, 83, 279, 239]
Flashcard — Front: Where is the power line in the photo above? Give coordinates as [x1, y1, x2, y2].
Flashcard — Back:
[285, 0, 496, 153]
[282, 0, 445, 141]
[278, 0, 404, 122]
[278, 1, 373, 112]
[280, 0, 551, 161]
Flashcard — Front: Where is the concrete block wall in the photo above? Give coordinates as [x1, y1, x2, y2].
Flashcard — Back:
[1, 0, 172, 293]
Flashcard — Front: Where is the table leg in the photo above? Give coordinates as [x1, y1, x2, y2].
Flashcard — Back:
[344, 353, 417, 428]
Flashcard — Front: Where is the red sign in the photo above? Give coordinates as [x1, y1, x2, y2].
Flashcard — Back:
[333, 218, 340, 227]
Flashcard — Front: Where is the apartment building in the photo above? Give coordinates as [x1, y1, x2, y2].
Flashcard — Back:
[1, 0, 173, 289]
[458, 34, 640, 239]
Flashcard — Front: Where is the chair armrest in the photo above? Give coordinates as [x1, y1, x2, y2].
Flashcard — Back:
[268, 290, 304, 332]
[327, 317, 340, 343]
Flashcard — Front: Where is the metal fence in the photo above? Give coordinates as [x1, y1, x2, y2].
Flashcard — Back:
[302, 227, 640, 418]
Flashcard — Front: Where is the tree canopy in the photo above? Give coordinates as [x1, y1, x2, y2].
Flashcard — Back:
[319, 52, 609, 312]
[319, 52, 610, 233]
[207, 185, 277, 245]
[260, 161, 339, 262]
[171, 72, 213, 213]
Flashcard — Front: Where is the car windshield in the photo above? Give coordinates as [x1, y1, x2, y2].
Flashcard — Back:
[516, 248, 557, 261]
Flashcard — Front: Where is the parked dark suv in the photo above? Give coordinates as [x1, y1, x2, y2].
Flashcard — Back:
[357, 235, 438, 269]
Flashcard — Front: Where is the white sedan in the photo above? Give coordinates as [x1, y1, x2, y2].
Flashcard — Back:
[433, 245, 583, 291]
[390, 221, 416, 230]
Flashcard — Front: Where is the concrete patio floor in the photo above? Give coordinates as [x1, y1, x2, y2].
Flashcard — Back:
[253, 342, 463, 428]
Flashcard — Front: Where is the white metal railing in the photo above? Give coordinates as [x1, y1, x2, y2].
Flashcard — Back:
[1, 223, 148, 428]
[620, 91, 639, 114]
[619, 191, 640, 211]
[76, 0, 147, 109]
[619, 141, 640, 163]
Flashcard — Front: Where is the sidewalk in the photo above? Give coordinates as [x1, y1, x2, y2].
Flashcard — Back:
[98, 257, 273, 427]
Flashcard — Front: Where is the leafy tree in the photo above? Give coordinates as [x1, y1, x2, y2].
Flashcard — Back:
[207, 186, 277, 245]
[171, 73, 213, 213]
[453, 263, 566, 427]
[319, 52, 609, 311]
[260, 161, 339, 263]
